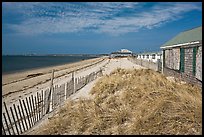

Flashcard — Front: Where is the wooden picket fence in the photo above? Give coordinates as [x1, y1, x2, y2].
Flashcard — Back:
[128, 57, 162, 72]
[2, 69, 103, 135]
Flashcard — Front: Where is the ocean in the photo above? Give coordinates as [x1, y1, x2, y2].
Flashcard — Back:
[2, 55, 98, 74]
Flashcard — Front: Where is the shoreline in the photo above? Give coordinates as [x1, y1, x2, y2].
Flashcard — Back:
[2, 57, 109, 116]
[2, 57, 104, 85]
[2, 57, 106, 99]
[2, 57, 99, 76]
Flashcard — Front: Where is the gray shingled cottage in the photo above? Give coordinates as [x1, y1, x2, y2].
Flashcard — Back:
[160, 26, 202, 87]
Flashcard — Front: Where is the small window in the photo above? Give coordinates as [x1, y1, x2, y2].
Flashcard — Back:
[143, 55, 145, 58]
[147, 55, 149, 59]
[152, 54, 155, 59]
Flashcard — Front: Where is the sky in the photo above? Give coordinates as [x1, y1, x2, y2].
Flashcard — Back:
[2, 2, 202, 55]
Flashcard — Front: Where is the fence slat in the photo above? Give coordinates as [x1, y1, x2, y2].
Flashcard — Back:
[44, 89, 48, 116]
[26, 97, 33, 127]
[3, 112, 11, 135]
[2, 121, 6, 135]
[37, 92, 41, 120]
[29, 96, 34, 126]
[22, 99, 32, 129]
[13, 104, 23, 134]
[9, 106, 20, 135]
[3, 102, 15, 134]
[34, 96, 38, 122]
[41, 90, 44, 117]
[17, 105, 26, 132]
[31, 95, 36, 124]
[19, 99, 29, 131]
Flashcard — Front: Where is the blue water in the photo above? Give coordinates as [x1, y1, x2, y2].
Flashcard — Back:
[2, 55, 98, 74]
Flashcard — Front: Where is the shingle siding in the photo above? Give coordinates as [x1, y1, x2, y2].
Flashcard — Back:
[196, 46, 202, 81]
[161, 26, 202, 87]
[173, 48, 180, 70]
[163, 44, 202, 87]
[184, 48, 193, 76]
[164, 48, 180, 70]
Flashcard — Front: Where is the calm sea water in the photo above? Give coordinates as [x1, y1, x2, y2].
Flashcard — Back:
[2, 55, 98, 74]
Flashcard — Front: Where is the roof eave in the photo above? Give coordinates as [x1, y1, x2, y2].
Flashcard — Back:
[160, 41, 201, 49]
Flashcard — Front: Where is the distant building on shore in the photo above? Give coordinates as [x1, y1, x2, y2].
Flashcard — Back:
[160, 26, 202, 87]
[110, 49, 133, 58]
[136, 51, 162, 63]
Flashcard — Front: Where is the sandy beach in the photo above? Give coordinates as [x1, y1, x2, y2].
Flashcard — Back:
[2, 57, 107, 104]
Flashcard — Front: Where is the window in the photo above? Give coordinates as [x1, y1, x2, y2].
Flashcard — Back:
[147, 54, 149, 59]
[143, 55, 145, 58]
[152, 54, 155, 59]
[180, 48, 185, 73]
[193, 47, 197, 76]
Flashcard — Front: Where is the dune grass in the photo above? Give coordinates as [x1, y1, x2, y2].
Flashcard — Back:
[34, 68, 202, 135]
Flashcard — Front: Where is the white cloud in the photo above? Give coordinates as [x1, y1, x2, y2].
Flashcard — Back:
[3, 2, 201, 36]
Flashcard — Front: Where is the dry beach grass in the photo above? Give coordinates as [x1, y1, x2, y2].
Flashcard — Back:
[33, 68, 202, 135]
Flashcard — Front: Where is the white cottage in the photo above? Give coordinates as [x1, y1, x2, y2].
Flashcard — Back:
[136, 52, 162, 63]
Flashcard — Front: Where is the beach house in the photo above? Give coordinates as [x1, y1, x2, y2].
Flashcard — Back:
[136, 52, 162, 63]
[110, 49, 133, 58]
[160, 26, 202, 86]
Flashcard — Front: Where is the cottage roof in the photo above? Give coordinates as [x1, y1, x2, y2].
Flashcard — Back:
[160, 26, 202, 49]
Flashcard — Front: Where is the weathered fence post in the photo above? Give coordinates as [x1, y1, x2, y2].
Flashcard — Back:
[72, 72, 76, 94]
[46, 70, 54, 114]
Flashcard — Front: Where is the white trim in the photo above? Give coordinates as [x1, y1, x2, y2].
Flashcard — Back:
[160, 41, 200, 49]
